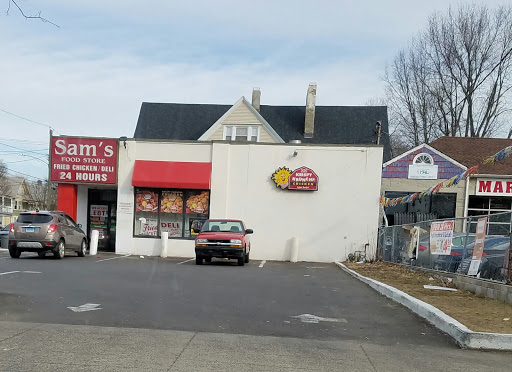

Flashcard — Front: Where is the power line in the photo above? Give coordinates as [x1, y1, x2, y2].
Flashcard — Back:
[0, 137, 48, 144]
[0, 108, 60, 134]
[4, 167, 45, 181]
[0, 142, 49, 156]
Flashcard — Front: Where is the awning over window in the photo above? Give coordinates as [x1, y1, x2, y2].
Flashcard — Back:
[132, 160, 211, 189]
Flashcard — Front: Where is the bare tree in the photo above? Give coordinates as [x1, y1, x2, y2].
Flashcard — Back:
[0, 160, 11, 197]
[6, 0, 59, 27]
[28, 180, 57, 210]
[384, 4, 512, 144]
[366, 97, 412, 156]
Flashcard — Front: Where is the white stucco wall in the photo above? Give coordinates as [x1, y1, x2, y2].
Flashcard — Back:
[115, 140, 383, 262]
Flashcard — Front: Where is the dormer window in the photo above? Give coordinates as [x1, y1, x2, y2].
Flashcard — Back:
[224, 126, 259, 142]
[413, 153, 434, 165]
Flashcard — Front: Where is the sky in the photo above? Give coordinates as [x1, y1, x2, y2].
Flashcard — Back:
[0, 0, 509, 180]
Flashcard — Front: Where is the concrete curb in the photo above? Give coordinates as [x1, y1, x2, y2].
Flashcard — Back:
[335, 261, 512, 351]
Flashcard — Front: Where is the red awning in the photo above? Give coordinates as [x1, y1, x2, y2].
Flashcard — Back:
[132, 160, 211, 189]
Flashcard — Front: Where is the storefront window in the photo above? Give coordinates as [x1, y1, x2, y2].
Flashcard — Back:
[468, 195, 512, 234]
[160, 191, 184, 238]
[134, 188, 209, 238]
[184, 190, 210, 238]
[134, 189, 159, 237]
[384, 192, 456, 225]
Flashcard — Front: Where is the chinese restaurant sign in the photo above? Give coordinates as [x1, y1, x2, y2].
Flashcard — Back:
[51, 137, 117, 184]
[271, 166, 318, 191]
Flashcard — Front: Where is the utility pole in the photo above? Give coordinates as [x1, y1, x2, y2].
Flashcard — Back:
[45, 129, 53, 210]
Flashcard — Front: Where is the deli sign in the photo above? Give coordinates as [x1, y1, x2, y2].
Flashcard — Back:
[51, 137, 117, 184]
[476, 178, 512, 196]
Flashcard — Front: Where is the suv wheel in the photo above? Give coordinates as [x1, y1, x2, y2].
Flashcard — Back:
[244, 250, 250, 264]
[196, 255, 203, 265]
[9, 247, 21, 259]
[78, 239, 87, 257]
[37, 251, 46, 258]
[54, 240, 65, 259]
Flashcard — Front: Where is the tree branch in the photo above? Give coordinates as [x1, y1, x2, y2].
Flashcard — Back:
[7, 0, 59, 28]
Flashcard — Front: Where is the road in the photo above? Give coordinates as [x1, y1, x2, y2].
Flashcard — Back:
[0, 250, 510, 371]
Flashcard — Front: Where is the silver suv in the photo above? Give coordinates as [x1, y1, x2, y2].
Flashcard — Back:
[8, 211, 88, 259]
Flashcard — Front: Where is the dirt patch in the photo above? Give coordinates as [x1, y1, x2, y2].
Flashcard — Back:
[344, 261, 512, 334]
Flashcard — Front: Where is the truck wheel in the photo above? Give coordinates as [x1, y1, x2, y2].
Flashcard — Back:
[9, 247, 21, 259]
[237, 256, 245, 266]
[244, 251, 250, 263]
[37, 251, 46, 258]
[196, 255, 203, 265]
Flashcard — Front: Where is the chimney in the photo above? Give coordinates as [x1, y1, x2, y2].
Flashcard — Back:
[304, 83, 317, 138]
[252, 87, 261, 112]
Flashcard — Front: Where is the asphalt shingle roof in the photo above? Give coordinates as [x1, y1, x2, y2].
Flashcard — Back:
[430, 137, 512, 175]
[134, 102, 391, 161]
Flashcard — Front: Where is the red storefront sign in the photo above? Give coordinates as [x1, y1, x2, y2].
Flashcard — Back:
[476, 178, 512, 196]
[288, 167, 318, 191]
[51, 137, 117, 184]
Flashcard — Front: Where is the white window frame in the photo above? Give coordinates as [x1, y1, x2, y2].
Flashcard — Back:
[413, 153, 434, 165]
[223, 126, 260, 142]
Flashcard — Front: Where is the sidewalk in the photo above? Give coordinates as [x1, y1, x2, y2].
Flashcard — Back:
[1, 321, 511, 371]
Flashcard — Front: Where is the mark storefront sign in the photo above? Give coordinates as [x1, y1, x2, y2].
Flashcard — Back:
[476, 178, 512, 196]
[51, 137, 117, 184]
[271, 166, 318, 191]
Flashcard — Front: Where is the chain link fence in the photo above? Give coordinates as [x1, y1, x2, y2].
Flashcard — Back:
[378, 211, 512, 283]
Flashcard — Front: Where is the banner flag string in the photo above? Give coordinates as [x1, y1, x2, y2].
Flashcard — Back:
[380, 144, 510, 207]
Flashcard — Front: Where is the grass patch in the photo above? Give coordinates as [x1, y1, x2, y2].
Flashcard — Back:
[344, 261, 512, 334]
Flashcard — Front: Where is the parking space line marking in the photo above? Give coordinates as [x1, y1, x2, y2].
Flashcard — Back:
[22, 271, 42, 274]
[259, 260, 266, 268]
[0, 271, 20, 276]
[95, 254, 130, 262]
[177, 258, 195, 265]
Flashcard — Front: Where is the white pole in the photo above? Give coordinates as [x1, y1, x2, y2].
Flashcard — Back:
[161, 232, 169, 258]
[290, 237, 299, 263]
[89, 230, 99, 256]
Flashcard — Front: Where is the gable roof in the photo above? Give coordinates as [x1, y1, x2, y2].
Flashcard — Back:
[134, 101, 391, 161]
[382, 143, 466, 180]
[197, 97, 284, 143]
[430, 137, 512, 175]
[383, 143, 467, 170]
[5, 177, 28, 198]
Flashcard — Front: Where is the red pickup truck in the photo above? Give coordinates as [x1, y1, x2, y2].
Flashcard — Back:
[194, 219, 253, 266]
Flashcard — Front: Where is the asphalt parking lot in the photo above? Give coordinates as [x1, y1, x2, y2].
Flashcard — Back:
[2, 249, 512, 371]
[0, 249, 451, 345]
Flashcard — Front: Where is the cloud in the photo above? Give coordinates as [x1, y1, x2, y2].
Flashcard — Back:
[1, 0, 509, 179]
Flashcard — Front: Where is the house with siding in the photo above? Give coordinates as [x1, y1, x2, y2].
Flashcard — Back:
[133, 84, 392, 161]
[381, 143, 467, 226]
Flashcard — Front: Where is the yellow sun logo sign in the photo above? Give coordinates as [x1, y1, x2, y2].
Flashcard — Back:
[271, 166, 291, 189]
